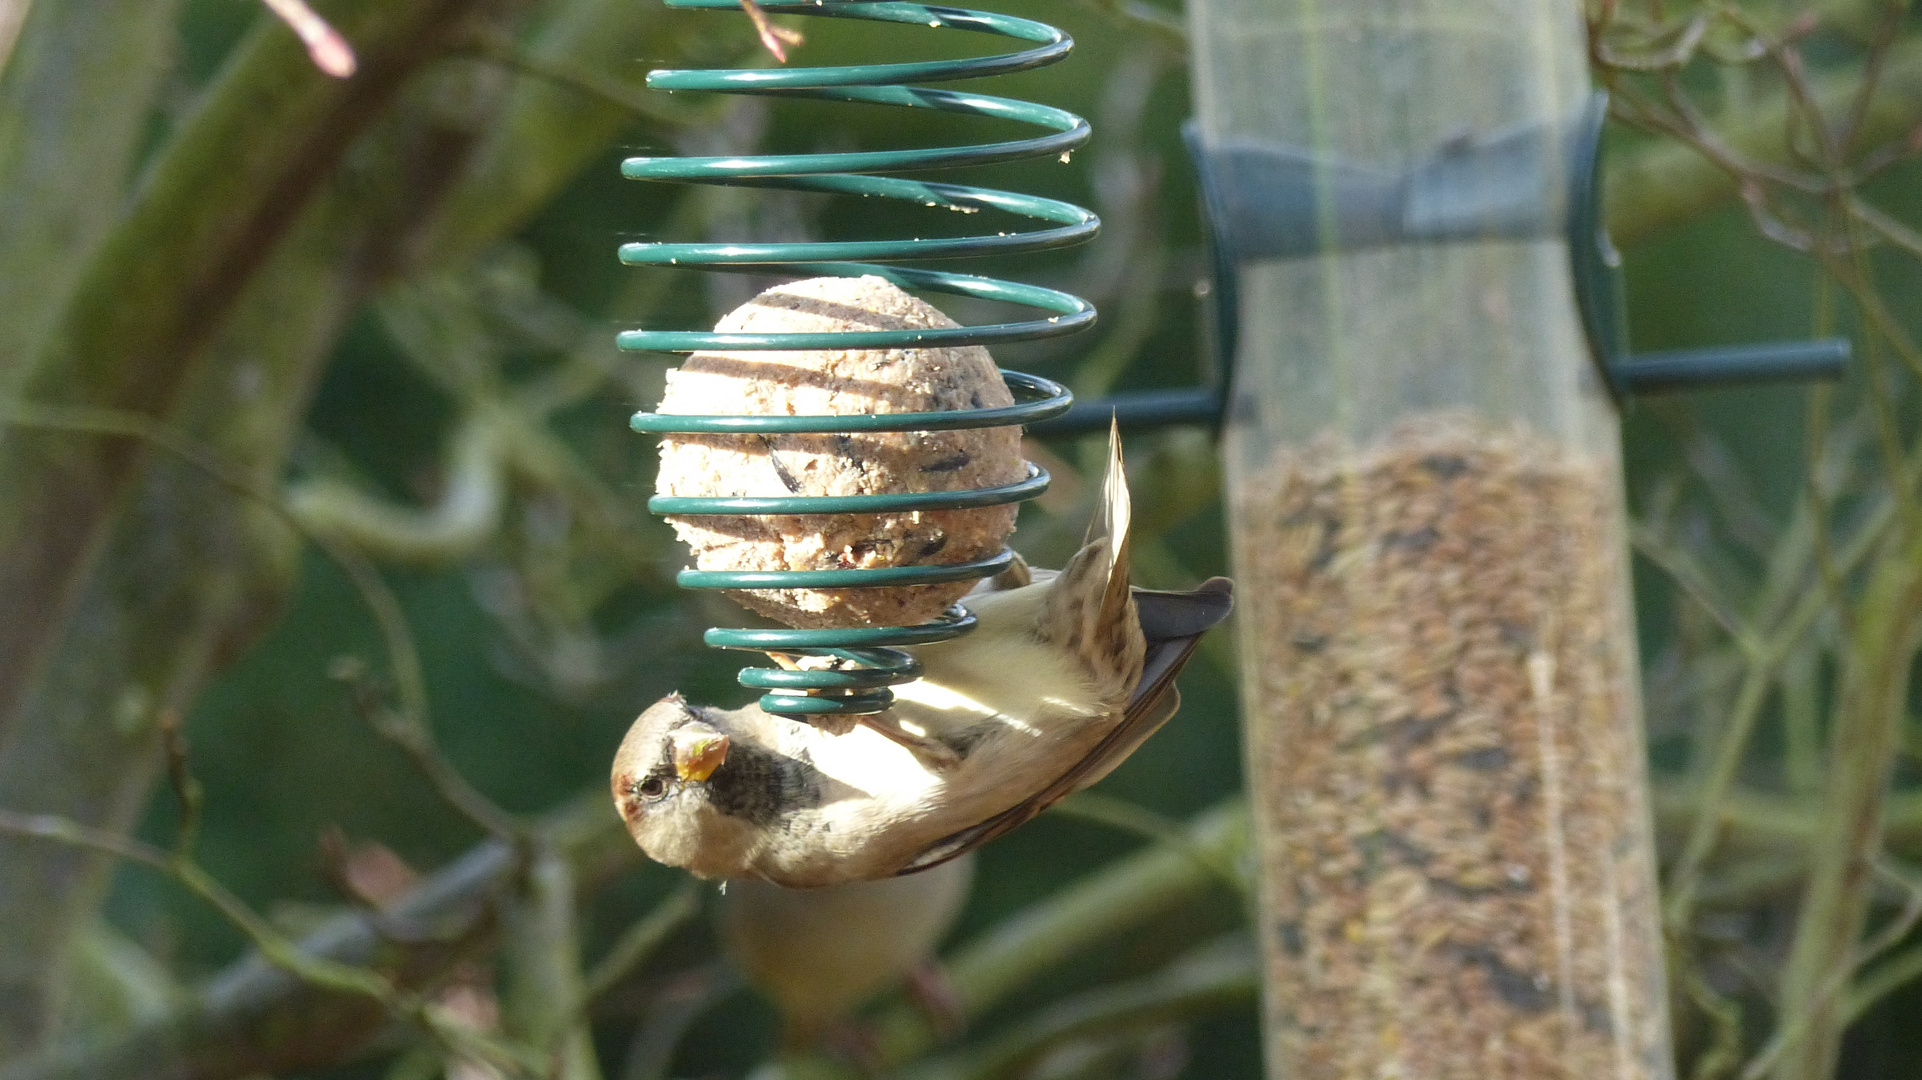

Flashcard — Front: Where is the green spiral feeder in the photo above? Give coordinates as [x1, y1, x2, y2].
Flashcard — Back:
[623, 0, 1094, 718]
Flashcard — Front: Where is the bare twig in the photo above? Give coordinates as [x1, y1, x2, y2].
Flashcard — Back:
[328, 656, 524, 841]
[868, 802, 1248, 1069]
[1847, 935, 1922, 1024]
[156, 708, 203, 855]
[904, 936, 1257, 1080]
[1744, 858, 1922, 1079]
[257, 0, 356, 77]
[1767, 519, 1922, 1080]
[1664, 487, 1892, 924]
[0, 400, 524, 842]
[0, 794, 637, 1080]
[1049, 791, 1250, 905]
[0, 808, 544, 1079]
[0, 811, 396, 1007]
[1681, 962, 1747, 1080]
[1592, 16, 1922, 1074]
[288, 412, 506, 565]
[1602, 35, 1922, 244]
[1631, 520, 1754, 646]
[579, 883, 702, 1008]
[737, 0, 802, 63]
[461, 27, 720, 129]
[499, 841, 601, 1080]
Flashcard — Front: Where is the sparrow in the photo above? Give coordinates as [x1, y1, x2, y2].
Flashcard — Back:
[611, 428, 1233, 886]
[717, 853, 972, 1045]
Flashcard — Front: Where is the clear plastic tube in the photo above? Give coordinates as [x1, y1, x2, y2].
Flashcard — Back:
[1188, 2, 1675, 1077]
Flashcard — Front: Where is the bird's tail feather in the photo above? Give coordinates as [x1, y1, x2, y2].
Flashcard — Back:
[1031, 420, 1141, 700]
[1088, 419, 1133, 633]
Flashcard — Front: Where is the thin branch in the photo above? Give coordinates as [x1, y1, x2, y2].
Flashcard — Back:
[1847, 937, 1922, 1024]
[0, 400, 524, 842]
[0, 811, 394, 1005]
[1630, 520, 1755, 648]
[0, 0, 491, 753]
[498, 841, 602, 1080]
[1681, 962, 1747, 1080]
[329, 656, 524, 841]
[257, 0, 356, 77]
[579, 883, 702, 1008]
[1049, 791, 1250, 905]
[736, 0, 802, 63]
[869, 801, 1248, 1069]
[1836, 2, 1905, 154]
[1653, 783, 1922, 863]
[1744, 858, 1922, 1079]
[1850, 196, 1922, 259]
[0, 795, 635, 1080]
[907, 937, 1257, 1080]
[1604, 34, 1922, 244]
[1595, 12, 1712, 71]
[287, 411, 506, 565]
[156, 707, 204, 855]
[0, 809, 547, 1079]
[461, 27, 718, 129]
[1665, 487, 1896, 925]
[1767, 517, 1922, 1079]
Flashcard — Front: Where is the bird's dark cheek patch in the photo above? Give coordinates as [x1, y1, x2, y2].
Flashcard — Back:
[705, 743, 824, 826]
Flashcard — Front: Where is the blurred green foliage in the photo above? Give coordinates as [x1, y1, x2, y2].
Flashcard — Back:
[3, 0, 1922, 1077]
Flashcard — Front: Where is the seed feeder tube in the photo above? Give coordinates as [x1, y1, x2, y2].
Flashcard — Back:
[1185, 3, 1676, 1078]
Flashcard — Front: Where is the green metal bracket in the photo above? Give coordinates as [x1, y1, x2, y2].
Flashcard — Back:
[1035, 91, 1848, 436]
[1564, 92, 1848, 396]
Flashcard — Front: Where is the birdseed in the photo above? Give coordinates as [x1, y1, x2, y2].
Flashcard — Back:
[1230, 415, 1672, 1080]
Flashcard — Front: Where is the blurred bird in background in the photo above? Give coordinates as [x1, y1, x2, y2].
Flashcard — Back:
[719, 853, 973, 1057]
[612, 428, 1234, 886]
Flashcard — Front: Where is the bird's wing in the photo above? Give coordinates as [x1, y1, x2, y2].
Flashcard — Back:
[1063, 579, 1235, 790]
[893, 576, 1233, 876]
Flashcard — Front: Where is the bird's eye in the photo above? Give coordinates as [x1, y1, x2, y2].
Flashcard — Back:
[636, 775, 669, 801]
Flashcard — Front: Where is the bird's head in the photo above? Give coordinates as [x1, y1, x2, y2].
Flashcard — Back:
[611, 694, 759, 877]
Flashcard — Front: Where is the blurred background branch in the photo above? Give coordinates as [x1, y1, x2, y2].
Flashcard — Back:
[3, 0, 1922, 1077]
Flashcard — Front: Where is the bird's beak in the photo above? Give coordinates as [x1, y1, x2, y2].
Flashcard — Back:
[671, 724, 729, 783]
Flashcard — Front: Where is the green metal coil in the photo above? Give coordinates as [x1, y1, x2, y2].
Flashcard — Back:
[622, 0, 1096, 717]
